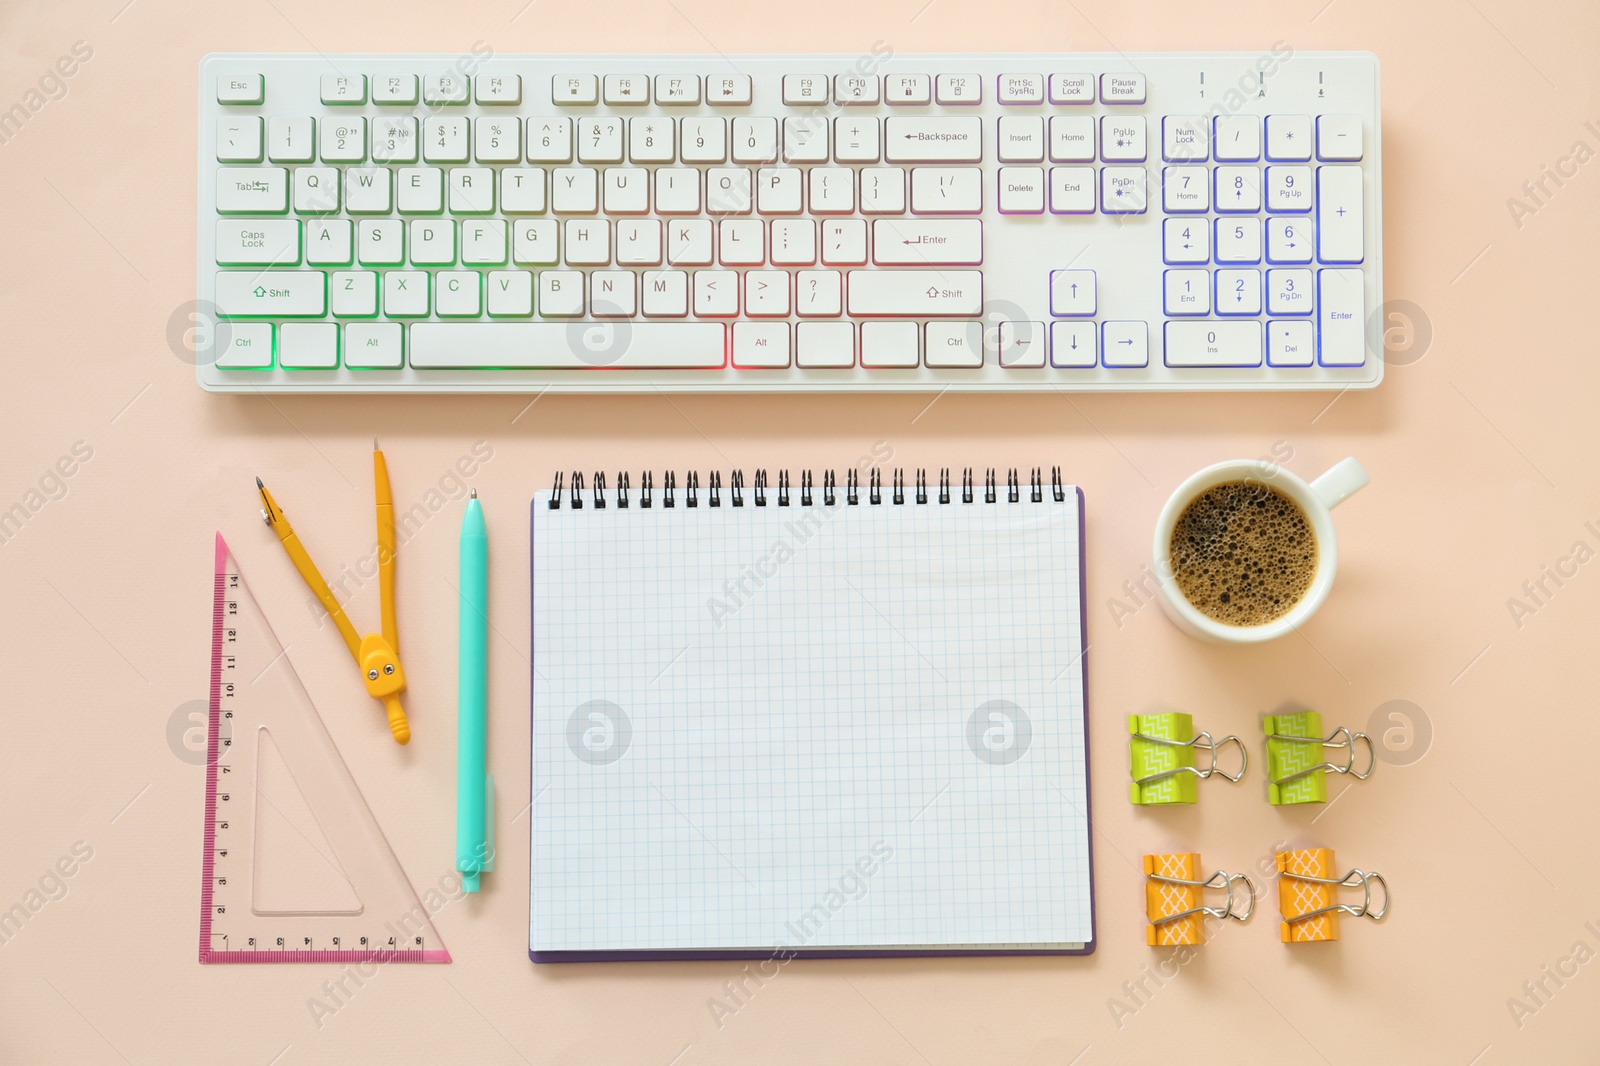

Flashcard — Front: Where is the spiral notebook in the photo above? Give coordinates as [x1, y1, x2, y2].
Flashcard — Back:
[530, 468, 1094, 961]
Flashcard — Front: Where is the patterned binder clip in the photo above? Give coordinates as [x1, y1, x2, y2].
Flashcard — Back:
[1263, 711, 1375, 806]
[1276, 847, 1389, 943]
[1128, 712, 1247, 805]
[1143, 853, 1255, 946]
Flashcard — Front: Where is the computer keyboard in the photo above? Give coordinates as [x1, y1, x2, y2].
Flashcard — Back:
[197, 51, 1382, 393]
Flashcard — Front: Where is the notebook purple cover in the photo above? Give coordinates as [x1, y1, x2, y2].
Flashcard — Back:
[529, 484, 1095, 962]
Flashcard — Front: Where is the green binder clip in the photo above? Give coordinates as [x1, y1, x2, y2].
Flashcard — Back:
[1263, 711, 1376, 806]
[1128, 712, 1247, 805]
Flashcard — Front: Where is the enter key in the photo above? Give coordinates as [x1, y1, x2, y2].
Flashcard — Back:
[872, 219, 983, 266]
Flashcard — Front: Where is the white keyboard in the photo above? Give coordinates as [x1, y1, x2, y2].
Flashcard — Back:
[197, 51, 1383, 393]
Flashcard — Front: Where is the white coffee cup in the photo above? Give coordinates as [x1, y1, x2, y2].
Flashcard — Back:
[1151, 457, 1369, 644]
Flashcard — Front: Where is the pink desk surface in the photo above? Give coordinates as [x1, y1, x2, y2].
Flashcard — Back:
[3, 0, 1598, 1061]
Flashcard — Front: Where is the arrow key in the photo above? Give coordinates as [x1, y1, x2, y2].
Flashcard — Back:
[1049, 269, 1095, 316]
[1101, 321, 1148, 368]
[1050, 321, 1096, 368]
[998, 320, 1045, 368]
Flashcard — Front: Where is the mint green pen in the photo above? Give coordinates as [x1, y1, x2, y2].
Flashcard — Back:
[457, 489, 493, 891]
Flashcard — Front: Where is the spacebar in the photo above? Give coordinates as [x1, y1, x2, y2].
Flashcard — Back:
[409, 323, 727, 369]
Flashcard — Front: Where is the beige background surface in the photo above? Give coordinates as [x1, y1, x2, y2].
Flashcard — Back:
[2, 0, 1599, 1062]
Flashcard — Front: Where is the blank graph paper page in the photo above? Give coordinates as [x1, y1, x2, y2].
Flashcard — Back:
[530, 479, 1094, 958]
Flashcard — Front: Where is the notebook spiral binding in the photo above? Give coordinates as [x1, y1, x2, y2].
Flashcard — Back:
[549, 467, 1067, 509]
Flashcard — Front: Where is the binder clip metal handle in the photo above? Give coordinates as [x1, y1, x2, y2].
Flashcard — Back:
[1148, 870, 1257, 925]
[1282, 868, 1389, 923]
[1268, 726, 1376, 786]
[1144, 853, 1256, 946]
[1130, 730, 1248, 786]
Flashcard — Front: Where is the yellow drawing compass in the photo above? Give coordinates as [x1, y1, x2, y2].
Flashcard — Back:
[255, 440, 410, 744]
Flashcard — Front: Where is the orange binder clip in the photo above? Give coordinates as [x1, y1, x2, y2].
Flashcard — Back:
[1276, 847, 1389, 943]
[1143, 853, 1254, 946]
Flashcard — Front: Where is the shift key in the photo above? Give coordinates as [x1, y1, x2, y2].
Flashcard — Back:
[847, 270, 982, 316]
[215, 271, 327, 318]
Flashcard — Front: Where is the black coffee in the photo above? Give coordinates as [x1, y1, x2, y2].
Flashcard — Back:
[1168, 480, 1317, 627]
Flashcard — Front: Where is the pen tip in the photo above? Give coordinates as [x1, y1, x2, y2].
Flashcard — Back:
[255, 476, 264, 489]
[470, 488, 478, 499]
[373, 436, 380, 450]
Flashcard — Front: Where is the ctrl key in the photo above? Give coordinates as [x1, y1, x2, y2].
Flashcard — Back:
[215, 322, 273, 369]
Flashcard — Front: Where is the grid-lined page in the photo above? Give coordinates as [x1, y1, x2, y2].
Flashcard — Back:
[530, 482, 1092, 955]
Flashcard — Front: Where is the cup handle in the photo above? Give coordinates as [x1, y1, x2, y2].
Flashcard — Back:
[1310, 457, 1370, 510]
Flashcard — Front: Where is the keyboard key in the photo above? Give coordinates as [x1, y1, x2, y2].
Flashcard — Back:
[216, 219, 299, 266]
[998, 167, 1045, 213]
[656, 167, 702, 214]
[217, 118, 262, 162]
[320, 117, 366, 162]
[771, 219, 815, 264]
[809, 167, 854, 213]
[1101, 116, 1146, 162]
[320, 74, 366, 105]
[1266, 166, 1312, 212]
[409, 219, 456, 264]
[1266, 217, 1311, 264]
[374, 118, 419, 163]
[383, 270, 429, 316]
[732, 118, 779, 164]
[1049, 270, 1095, 316]
[475, 118, 521, 163]
[1163, 269, 1209, 315]
[345, 322, 404, 368]
[1215, 218, 1262, 263]
[267, 117, 314, 163]
[655, 74, 700, 105]
[603, 167, 650, 214]
[642, 270, 689, 316]
[330, 270, 378, 317]
[358, 220, 403, 265]
[500, 168, 546, 214]
[216, 167, 287, 214]
[462, 219, 508, 264]
[1213, 116, 1261, 162]
[486, 270, 534, 316]
[1162, 166, 1208, 212]
[591, 270, 637, 316]
[1316, 166, 1364, 263]
[998, 116, 1045, 162]
[538, 270, 584, 316]
[744, 271, 791, 317]
[410, 323, 727, 368]
[1266, 114, 1312, 161]
[396, 167, 442, 213]
[871, 219, 982, 265]
[885, 117, 983, 163]
[796, 270, 843, 316]
[733, 321, 790, 367]
[1049, 167, 1094, 214]
[834, 117, 881, 163]
[820, 219, 867, 265]
[784, 75, 829, 105]
[372, 75, 419, 105]
[935, 74, 982, 105]
[552, 74, 598, 105]
[998, 320, 1044, 367]
[1163, 217, 1209, 263]
[1214, 166, 1261, 212]
[998, 74, 1044, 104]
[1268, 268, 1314, 315]
[1215, 269, 1262, 315]
[835, 74, 879, 105]
[345, 167, 392, 214]
[306, 219, 352, 265]
[847, 270, 982, 316]
[564, 219, 610, 264]
[450, 168, 495, 214]
[1162, 116, 1208, 162]
[551, 167, 599, 213]
[1100, 167, 1147, 214]
[1317, 268, 1365, 365]
[423, 117, 468, 163]
[1099, 72, 1145, 104]
[1317, 115, 1363, 161]
[1268, 320, 1315, 367]
[910, 167, 982, 213]
[1048, 116, 1095, 165]
[1164, 321, 1262, 367]
[694, 270, 739, 316]
[513, 219, 558, 264]
[682, 118, 727, 163]
[424, 74, 470, 105]
[719, 218, 764, 264]
[1048, 73, 1094, 104]
[577, 118, 624, 163]
[860, 321, 919, 366]
[924, 322, 982, 367]
[860, 167, 907, 214]
[885, 74, 931, 105]
[527, 119, 573, 162]
[783, 118, 829, 162]
[216, 322, 273, 368]
[667, 220, 713, 264]
[603, 74, 649, 105]
[217, 74, 264, 104]
[615, 219, 663, 265]
[475, 74, 521, 104]
[1101, 321, 1148, 367]
[797, 322, 855, 367]
[217, 267, 326, 313]
[279, 322, 339, 368]
[1050, 321, 1096, 367]
[706, 75, 751, 105]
